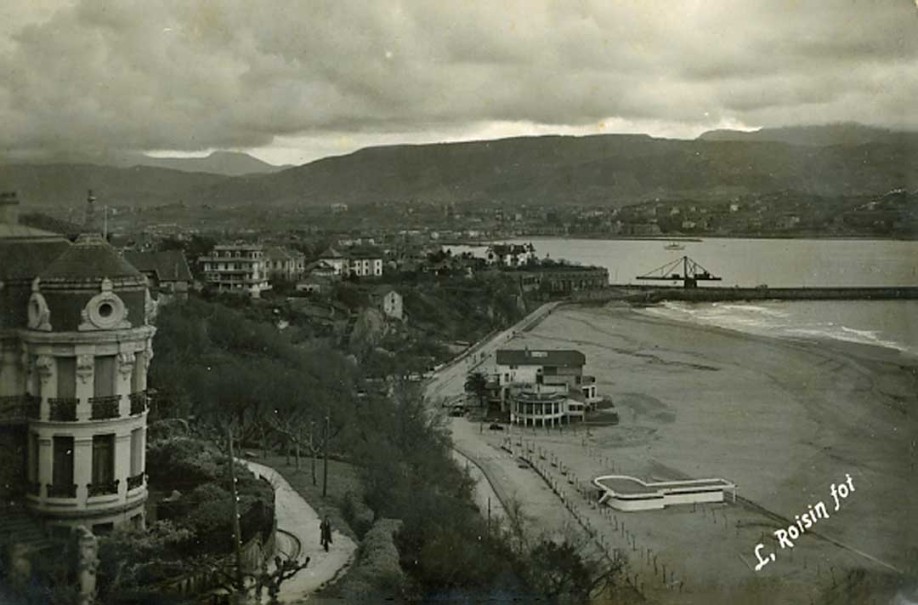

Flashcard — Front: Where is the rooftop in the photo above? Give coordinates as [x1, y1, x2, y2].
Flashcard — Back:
[319, 246, 345, 259]
[496, 349, 586, 368]
[0, 223, 62, 240]
[0, 238, 71, 280]
[213, 242, 263, 250]
[264, 246, 305, 261]
[41, 233, 143, 281]
[123, 249, 193, 282]
[514, 390, 568, 402]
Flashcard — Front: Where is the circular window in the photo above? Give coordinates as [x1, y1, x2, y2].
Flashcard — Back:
[84, 292, 127, 330]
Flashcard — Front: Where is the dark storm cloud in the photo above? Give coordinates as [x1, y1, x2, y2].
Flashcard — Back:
[1, 0, 916, 159]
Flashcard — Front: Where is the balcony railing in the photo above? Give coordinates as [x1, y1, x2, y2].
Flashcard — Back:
[127, 472, 146, 491]
[25, 395, 40, 419]
[47, 483, 76, 498]
[129, 391, 148, 415]
[90, 396, 121, 420]
[49, 398, 79, 422]
[87, 480, 120, 497]
[0, 395, 40, 424]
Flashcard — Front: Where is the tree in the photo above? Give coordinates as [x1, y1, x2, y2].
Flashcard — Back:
[464, 371, 489, 410]
[254, 555, 311, 604]
[526, 538, 625, 604]
[269, 408, 330, 487]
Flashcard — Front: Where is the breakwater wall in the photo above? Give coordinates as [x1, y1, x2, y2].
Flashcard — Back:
[572, 286, 918, 304]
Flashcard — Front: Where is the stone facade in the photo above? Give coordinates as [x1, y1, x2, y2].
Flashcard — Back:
[1, 192, 153, 534]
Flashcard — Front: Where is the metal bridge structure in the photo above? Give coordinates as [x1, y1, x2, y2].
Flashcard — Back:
[636, 256, 722, 289]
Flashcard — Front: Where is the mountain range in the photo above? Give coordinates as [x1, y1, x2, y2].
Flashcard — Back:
[1, 124, 915, 210]
[115, 150, 291, 176]
[697, 122, 913, 147]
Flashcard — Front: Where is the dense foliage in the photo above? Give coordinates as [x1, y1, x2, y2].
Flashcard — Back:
[94, 433, 273, 601]
[397, 273, 527, 342]
[148, 297, 358, 446]
[143, 295, 607, 603]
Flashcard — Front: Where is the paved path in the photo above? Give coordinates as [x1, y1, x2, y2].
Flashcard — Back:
[450, 446, 507, 522]
[243, 460, 357, 603]
[427, 302, 572, 538]
[426, 301, 561, 405]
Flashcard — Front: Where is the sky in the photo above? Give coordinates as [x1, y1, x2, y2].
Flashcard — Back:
[1, 0, 917, 166]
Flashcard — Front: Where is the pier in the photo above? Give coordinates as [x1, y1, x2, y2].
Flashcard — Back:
[573, 285, 918, 304]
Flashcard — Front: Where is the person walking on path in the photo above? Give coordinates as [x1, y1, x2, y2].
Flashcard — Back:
[320, 516, 333, 552]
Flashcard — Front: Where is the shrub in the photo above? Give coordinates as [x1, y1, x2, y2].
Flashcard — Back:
[146, 437, 220, 490]
[340, 490, 374, 538]
[339, 519, 406, 602]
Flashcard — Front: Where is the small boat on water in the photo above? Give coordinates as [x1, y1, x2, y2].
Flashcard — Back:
[664, 242, 685, 251]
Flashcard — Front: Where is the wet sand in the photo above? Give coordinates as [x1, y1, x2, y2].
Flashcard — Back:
[445, 302, 918, 603]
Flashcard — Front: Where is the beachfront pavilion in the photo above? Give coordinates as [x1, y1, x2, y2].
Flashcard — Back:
[495, 348, 594, 413]
[510, 390, 579, 427]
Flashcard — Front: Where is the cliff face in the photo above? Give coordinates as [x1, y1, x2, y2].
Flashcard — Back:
[349, 308, 390, 353]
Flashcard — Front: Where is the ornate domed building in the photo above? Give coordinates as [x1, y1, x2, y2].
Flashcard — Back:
[0, 191, 154, 535]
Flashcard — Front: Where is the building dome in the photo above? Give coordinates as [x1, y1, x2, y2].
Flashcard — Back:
[36, 234, 147, 332]
[40, 233, 143, 283]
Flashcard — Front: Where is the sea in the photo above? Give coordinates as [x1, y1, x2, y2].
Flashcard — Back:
[447, 238, 918, 357]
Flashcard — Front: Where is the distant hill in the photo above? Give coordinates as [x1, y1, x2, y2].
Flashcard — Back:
[697, 123, 918, 147]
[121, 151, 291, 176]
[198, 130, 918, 207]
[1, 125, 916, 210]
[0, 163, 226, 207]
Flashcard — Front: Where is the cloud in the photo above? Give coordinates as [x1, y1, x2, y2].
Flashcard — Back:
[1, 0, 916, 162]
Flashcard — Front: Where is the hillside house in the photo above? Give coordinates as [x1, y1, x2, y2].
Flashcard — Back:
[486, 243, 535, 267]
[199, 243, 270, 298]
[371, 288, 404, 321]
[317, 247, 349, 276]
[318, 246, 384, 278]
[264, 246, 306, 282]
[347, 246, 384, 278]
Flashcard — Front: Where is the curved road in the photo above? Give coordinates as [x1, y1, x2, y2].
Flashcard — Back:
[243, 460, 357, 602]
[426, 301, 560, 405]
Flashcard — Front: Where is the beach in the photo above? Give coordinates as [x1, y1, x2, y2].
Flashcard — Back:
[439, 302, 918, 604]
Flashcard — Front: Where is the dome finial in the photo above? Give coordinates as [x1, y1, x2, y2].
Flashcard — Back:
[84, 189, 97, 231]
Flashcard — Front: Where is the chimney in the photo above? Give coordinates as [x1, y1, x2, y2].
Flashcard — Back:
[0, 191, 20, 225]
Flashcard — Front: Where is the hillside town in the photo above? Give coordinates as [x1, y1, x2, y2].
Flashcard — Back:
[0, 189, 621, 604]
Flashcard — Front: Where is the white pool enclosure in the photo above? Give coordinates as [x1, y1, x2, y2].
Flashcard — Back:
[593, 475, 736, 511]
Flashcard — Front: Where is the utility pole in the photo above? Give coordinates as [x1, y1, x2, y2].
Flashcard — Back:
[310, 419, 317, 486]
[226, 427, 245, 595]
[322, 410, 330, 497]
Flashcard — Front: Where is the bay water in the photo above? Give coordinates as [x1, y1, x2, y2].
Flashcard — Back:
[448, 237, 918, 356]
